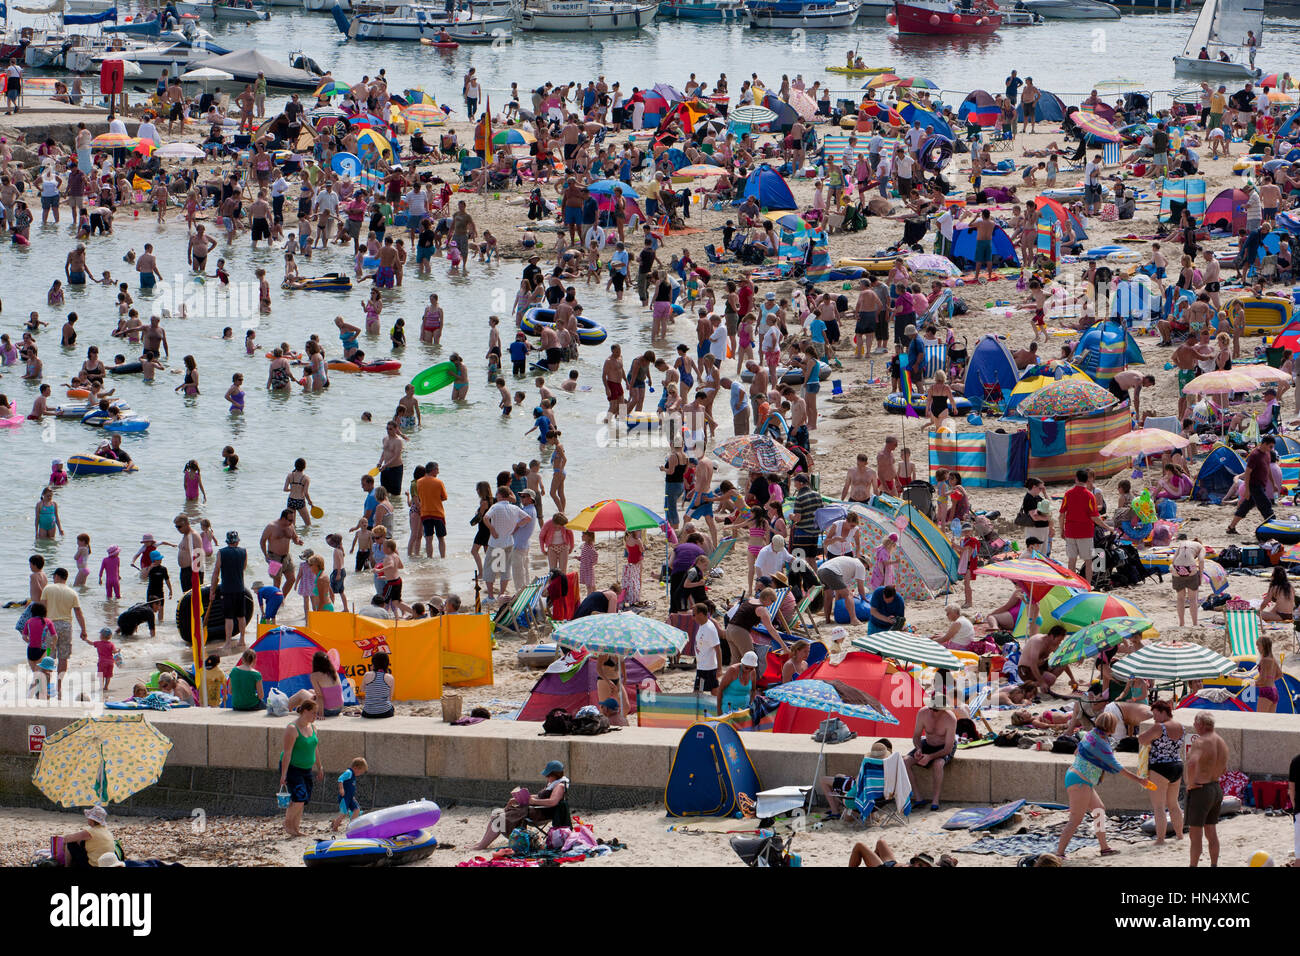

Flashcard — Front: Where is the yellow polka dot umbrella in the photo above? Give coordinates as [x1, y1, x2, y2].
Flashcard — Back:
[33, 714, 173, 808]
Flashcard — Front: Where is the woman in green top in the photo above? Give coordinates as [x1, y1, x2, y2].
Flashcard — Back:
[279, 697, 323, 836]
[228, 648, 264, 711]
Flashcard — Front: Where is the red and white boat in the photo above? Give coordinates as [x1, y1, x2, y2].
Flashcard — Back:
[891, 0, 1002, 35]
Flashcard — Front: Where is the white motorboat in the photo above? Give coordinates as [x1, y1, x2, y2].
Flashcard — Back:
[1020, 0, 1120, 18]
[1172, 0, 1263, 80]
[331, 3, 511, 38]
[175, 2, 273, 21]
[745, 0, 858, 29]
[518, 0, 660, 31]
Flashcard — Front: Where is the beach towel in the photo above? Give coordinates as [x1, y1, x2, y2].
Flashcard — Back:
[1144, 415, 1180, 436]
[956, 832, 1097, 856]
[1027, 418, 1067, 457]
[1006, 431, 1029, 485]
[983, 430, 1014, 485]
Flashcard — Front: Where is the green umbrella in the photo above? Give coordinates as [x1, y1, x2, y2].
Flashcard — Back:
[1048, 616, 1152, 668]
[851, 631, 961, 670]
[1111, 641, 1236, 681]
[553, 612, 688, 656]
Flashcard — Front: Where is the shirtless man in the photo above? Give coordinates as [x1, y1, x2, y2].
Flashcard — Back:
[1109, 370, 1156, 419]
[376, 238, 400, 289]
[1171, 337, 1200, 419]
[853, 280, 881, 359]
[905, 696, 957, 811]
[1185, 713, 1229, 868]
[1200, 249, 1222, 315]
[27, 383, 52, 419]
[188, 225, 216, 274]
[602, 344, 626, 416]
[142, 315, 168, 359]
[746, 361, 768, 422]
[841, 453, 879, 503]
[972, 211, 997, 284]
[164, 78, 185, 135]
[375, 420, 407, 497]
[260, 509, 301, 594]
[695, 309, 713, 365]
[136, 243, 161, 291]
[1013, 341, 1038, 370]
[172, 514, 204, 595]
[248, 190, 271, 249]
[1021, 626, 1077, 695]
[877, 436, 899, 494]
[65, 244, 91, 287]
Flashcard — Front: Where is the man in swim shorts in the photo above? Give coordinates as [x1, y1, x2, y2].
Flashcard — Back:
[603, 344, 626, 415]
[260, 510, 301, 593]
[904, 696, 957, 811]
[1185, 712, 1229, 867]
[375, 238, 399, 289]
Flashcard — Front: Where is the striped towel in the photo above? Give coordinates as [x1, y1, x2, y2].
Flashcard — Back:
[821, 133, 870, 166]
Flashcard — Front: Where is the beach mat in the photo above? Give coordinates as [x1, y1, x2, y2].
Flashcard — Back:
[943, 799, 1025, 831]
[956, 832, 1097, 857]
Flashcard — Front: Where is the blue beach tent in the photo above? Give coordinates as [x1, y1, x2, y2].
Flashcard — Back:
[949, 224, 1019, 268]
[962, 334, 1019, 409]
[1191, 445, 1245, 504]
[664, 722, 760, 817]
[739, 164, 797, 211]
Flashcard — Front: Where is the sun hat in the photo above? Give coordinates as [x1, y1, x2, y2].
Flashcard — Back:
[38, 657, 55, 672]
[98, 852, 125, 868]
[84, 805, 108, 825]
[869, 741, 890, 758]
[150, 550, 163, 561]
[741, 651, 759, 668]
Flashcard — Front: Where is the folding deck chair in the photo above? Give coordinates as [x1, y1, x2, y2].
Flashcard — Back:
[491, 575, 548, 638]
[706, 537, 737, 578]
[1224, 608, 1262, 664]
[849, 752, 912, 826]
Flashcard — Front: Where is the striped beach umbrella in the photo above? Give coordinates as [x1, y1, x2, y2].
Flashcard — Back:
[313, 80, 351, 98]
[1049, 617, 1151, 668]
[1053, 592, 1144, 628]
[851, 631, 961, 671]
[492, 127, 535, 146]
[1112, 641, 1236, 681]
[1072, 109, 1123, 144]
[553, 612, 687, 656]
[976, 558, 1087, 602]
[91, 133, 137, 148]
[566, 499, 663, 533]
[675, 163, 727, 178]
[864, 73, 901, 89]
[711, 435, 799, 474]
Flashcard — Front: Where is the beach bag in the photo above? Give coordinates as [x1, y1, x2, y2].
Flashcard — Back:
[570, 713, 611, 736]
[1050, 734, 1079, 755]
[266, 688, 290, 717]
[542, 707, 574, 736]
[1155, 498, 1177, 520]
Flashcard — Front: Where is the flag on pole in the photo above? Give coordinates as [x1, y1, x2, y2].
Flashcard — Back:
[900, 353, 920, 418]
[190, 549, 206, 706]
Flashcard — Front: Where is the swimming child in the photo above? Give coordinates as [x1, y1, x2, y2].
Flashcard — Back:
[244, 329, 257, 355]
[73, 533, 91, 587]
[496, 377, 512, 416]
[327, 533, 348, 613]
[391, 317, 406, 349]
[183, 460, 206, 503]
[199, 518, 217, 557]
[49, 459, 68, 487]
[99, 545, 121, 599]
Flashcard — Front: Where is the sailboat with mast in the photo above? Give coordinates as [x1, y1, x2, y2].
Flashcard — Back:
[1172, 0, 1263, 80]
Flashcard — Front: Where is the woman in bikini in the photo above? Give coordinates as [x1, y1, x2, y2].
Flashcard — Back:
[1254, 635, 1284, 713]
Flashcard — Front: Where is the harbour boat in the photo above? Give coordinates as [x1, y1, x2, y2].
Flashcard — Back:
[1172, 0, 1263, 80]
[187, 47, 322, 87]
[999, 7, 1043, 23]
[745, 0, 858, 28]
[856, 0, 894, 14]
[660, 0, 747, 19]
[89, 37, 232, 80]
[331, 3, 512, 40]
[1109, 0, 1183, 8]
[518, 0, 660, 31]
[1021, 0, 1120, 18]
[892, 0, 1001, 35]
[174, 1, 272, 20]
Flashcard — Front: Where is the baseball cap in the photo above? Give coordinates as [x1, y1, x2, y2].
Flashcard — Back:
[541, 759, 565, 776]
[226, 530, 240, 543]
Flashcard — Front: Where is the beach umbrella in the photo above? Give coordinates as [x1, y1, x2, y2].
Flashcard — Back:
[181, 67, 233, 82]
[309, 105, 348, 121]
[976, 559, 1088, 602]
[675, 163, 726, 178]
[1099, 428, 1191, 459]
[1111, 641, 1236, 681]
[1239, 364, 1291, 385]
[492, 127, 535, 146]
[711, 435, 800, 474]
[896, 76, 938, 90]
[787, 90, 817, 120]
[1049, 616, 1152, 668]
[1053, 592, 1144, 628]
[1268, 90, 1296, 104]
[91, 133, 137, 148]
[765, 678, 898, 805]
[566, 498, 663, 533]
[1094, 78, 1145, 91]
[1181, 369, 1259, 395]
[730, 105, 777, 127]
[32, 714, 172, 808]
[587, 179, 643, 203]
[864, 73, 901, 90]
[313, 79, 350, 98]
[404, 87, 435, 105]
[553, 612, 687, 656]
[1021, 379, 1115, 418]
[1072, 110, 1123, 144]
[850, 631, 961, 670]
[155, 142, 205, 160]
[653, 82, 684, 103]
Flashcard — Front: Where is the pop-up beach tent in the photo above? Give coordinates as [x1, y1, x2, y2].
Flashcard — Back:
[739, 163, 797, 210]
[665, 721, 760, 817]
[1191, 444, 1245, 503]
[518, 654, 657, 721]
[251, 626, 325, 698]
[962, 334, 1019, 409]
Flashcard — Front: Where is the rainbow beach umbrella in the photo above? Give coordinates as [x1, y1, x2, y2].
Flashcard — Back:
[976, 558, 1087, 602]
[1072, 109, 1123, 144]
[91, 133, 137, 148]
[313, 79, 351, 98]
[492, 127, 535, 146]
[566, 498, 663, 533]
[1053, 592, 1143, 628]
